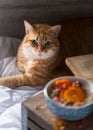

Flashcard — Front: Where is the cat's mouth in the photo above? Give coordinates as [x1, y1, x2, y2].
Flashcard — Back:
[36, 53, 43, 57]
[32, 50, 43, 57]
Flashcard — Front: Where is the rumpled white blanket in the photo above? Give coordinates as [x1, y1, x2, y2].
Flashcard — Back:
[0, 37, 43, 130]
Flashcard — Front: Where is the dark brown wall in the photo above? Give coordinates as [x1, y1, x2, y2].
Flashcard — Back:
[0, 0, 93, 38]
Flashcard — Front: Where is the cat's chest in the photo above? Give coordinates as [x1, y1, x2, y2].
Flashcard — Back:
[26, 60, 36, 70]
[23, 47, 36, 60]
[25, 59, 49, 74]
[25, 60, 43, 73]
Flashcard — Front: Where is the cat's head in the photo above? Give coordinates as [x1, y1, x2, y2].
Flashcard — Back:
[23, 20, 61, 59]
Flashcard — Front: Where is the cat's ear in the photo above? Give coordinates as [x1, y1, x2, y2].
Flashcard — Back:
[24, 20, 34, 34]
[48, 25, 61, 37]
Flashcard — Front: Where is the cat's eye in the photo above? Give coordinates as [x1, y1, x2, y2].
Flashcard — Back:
[30, 40, 38, 46]
[45, 41, 51, 47]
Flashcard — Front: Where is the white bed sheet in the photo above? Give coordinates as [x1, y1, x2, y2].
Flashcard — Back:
[0, 37, 43, 130]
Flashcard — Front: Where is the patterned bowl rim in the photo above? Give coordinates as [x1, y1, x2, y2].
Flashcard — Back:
[44, 76, 93, 110]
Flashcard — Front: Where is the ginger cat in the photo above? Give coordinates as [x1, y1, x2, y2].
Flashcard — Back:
[0, 20, 62, 88]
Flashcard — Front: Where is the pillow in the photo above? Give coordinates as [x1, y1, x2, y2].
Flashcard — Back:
[0, 57, 22, 77]
[0, 36, 21, 60]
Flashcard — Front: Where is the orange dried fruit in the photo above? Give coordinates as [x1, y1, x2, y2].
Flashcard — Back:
[52, 118, 65, 130]
[53, 79, 72, 88]
[59, 90, 65, 98]
[63, 86, 86, 103]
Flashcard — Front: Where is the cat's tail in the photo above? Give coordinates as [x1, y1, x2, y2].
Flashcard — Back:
[0, 75, 26, 88]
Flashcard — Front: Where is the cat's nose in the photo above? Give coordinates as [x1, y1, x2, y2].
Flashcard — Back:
[38, 47, 44, 52]
[38, 48, 42, 52]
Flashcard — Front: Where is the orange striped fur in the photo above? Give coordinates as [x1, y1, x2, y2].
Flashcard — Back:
[0, 20, 62, 88]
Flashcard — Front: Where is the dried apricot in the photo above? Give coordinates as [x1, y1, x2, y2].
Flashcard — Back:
[53, 79, 72, 88]
[63, 86, 86, 103]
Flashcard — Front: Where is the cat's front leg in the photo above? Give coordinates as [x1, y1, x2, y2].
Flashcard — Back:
[24, 73, 51, 86]
[17, 62, 26, 73]
[0, 74, 26, 88]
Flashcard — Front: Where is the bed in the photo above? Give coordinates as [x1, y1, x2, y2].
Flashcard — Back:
[0, 37, 43, 130]
[0, 1, 93, 130]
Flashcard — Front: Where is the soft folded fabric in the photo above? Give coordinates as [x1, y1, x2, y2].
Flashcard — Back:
[0, 37, 43, 130]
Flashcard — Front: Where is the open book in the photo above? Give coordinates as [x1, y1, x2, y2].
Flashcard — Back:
[65, 54, 93, 82]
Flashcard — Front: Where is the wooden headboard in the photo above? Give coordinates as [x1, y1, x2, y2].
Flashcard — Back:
[0, 0, 93, 38]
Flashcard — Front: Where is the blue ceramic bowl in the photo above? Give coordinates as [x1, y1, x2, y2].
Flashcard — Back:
[44, 76, 93, 121]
